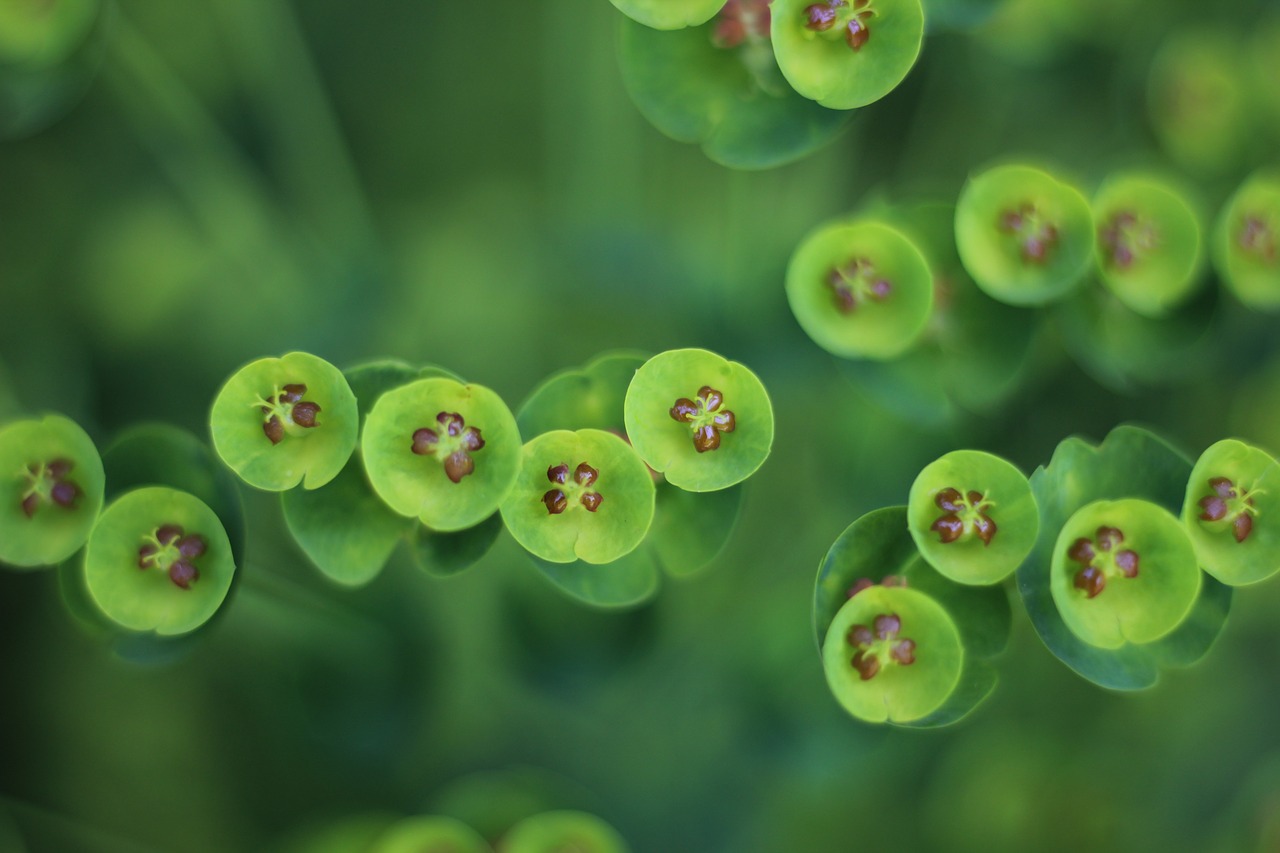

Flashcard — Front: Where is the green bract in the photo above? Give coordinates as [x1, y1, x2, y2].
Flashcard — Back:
[369, 816, 491, 853]
[770, 0, 924, 110]
[785, 219, 935, 360]
[0, 0, 97, 69]
[821, 584, 963, 724]
[1050, 498, 1201, 649]
[1092, 173, 1204, 317]
[954, 164, 1094, 306]
[608, 0, 723, 30]
[0, 414, 104, 568]
[362, 376, 521, 532]
[1147, 30, 1251, 175]
[616, 13, 851, 170]
[1182, 439, 1280, 586]
[84, 486, 235, 635]
[1214, 170, 1280, 311]
[210, 352, 359, 492]
[908, 450, 1038, 585]
[623, 348, 773, 491]
[502, 811, 629, 853]
[501, 429, 655, 565]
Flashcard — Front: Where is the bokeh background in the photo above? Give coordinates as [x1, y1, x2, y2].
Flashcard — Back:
[2, 0, 1280, 850]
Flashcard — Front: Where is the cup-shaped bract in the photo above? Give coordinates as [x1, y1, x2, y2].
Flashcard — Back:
[1092, 173, 1205, 317]
[84, 486, 235, 635]
[0, 414, 104, 568]
[908, 450, 1039, 585]
[369, 816, 491, 853]
[955, 164, 1094, 306]
[501, 429, 655, 565]
[1182, 439, 1280, 586]
[0, 0, 98, 69]
[1213, 170, 1280, 311]
[210, 352, 358, 492]
[821, 584, 963, 724]
[363, 377, 521, 532]
[786, 219, 935, 360]
[608, 0, 724, 30]
[623, 349, 773, 492]
[502, 811, 629, 853]
[1050, 498, 1201, 649]
[770, 0, 924, 110]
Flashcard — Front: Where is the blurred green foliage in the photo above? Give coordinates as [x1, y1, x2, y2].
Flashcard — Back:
[3, 0, 1280, 850]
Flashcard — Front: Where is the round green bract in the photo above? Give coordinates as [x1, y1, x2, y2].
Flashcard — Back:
[623, 349, 773, 492]
[1182, 439, 1280, 586]
[0, 0, 98, 69]
[1092, 173, 1204, 317]
[908, 450, 1039, 585]
[821, 585, 963, 724]
[501, 429, 655, 565]
[502, 811, 630, 853]
[84, 487, 235, 635]
[210, 352, 358, 492]
[1214, 170, 1280, 311]
[0, 414, 104, 568]
[369, 815, 491, 853]
[771, 0, 924, 109]
[608, 0, 723, 30]
[785, 219, 935, 360]
[363, 377, 521, 532]
[1049, 498, 1201, 649]
[954, 164, 1094, 306]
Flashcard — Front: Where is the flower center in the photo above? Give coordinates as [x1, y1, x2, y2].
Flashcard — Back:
[930, 487, 997, 546]
[137, 523, 207, 590]
[669, 386, 737, 453]
[1067, 525, 1139, 599]
[825, 256, 893, 314]
[802, 0, 877, 52]
[1197, 476, 1261, 543]
[542, 461, 603, 514]
[998, 203, 1060, 265]
[412, 412, 486, 484]
[1099, 209, 1159, 271]
[846, 574, 907, 599]
[18, 457, 80, 518]
[1239, 215, 1278, 264]
[845, 612, 916, 681]
[254, 382, 322, 445]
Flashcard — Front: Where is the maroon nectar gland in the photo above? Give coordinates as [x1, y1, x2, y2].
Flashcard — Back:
[18, 457, 81, 518]
[542, 461, 603, 514]
[1068, 525, 1139, 599]
[712, 0, 772, 49]
[1239, 215, 1278, 263]
[137, 523, 208, 590]
[998, 203, 1060, 265]
[256, 382, 322, 445]
[1099, 210, 1159, 270]
[669, 386, 737, 453]
[825, 256, 893, 315]
[845, 612, 916, 681]
[931, 487, 997, 546]
[411, 411, 485, 484]
[802, 0, 877, 52]
[1198, 476, 1260, 543]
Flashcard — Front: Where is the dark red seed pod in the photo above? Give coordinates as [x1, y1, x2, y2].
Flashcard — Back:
[847, 624, 874, 647]
[973, 513, 997, 546]
[1095, 526, 1124, 551]
[19, 493, 38, 518]
[574, 462, 599, 487]
[279, 384, 307, 404]
[1067, 537, 1095, 564]
[263, 416, 285, 445]
[580, 492, 603, 512]
[1114, 549, 1140, 578]
[443, 450, 475, 484]
[178, 535, 207, 559]
[803, 2, 838, 31]
[547, 463, 570, 485]
[713, 410, 736, 432]
[1198, 494, 1229, 521]
[845, 17, 869, 51]
[50, 480, 80, 508]
[542, 489, 567, 515]
[169, 560, 199, 590]
[412, 428, 439, 456]
[935, 488, 963, 512]
[931, 514, 964, 543]
[1209, 477, 1237, 498]
[1233, 513, 1254, 543]
[156, 524, 185, 546]
[460, 426, 485, 452]
[291, 402, 320, 428]
[669, 399, 699, 422]
[699, 387, 723, 411]
[437, 412, 465, 437]
[693, 424, 721, 453]
[1074, 565, 1106, 598]
[890, 638, 916, 665]
[47, 458, 74, 479]
[852, 650, 880, 681]
[873, 613, 901, 639]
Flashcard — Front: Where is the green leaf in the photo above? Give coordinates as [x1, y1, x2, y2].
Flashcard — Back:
[647, 481, 743, 578]
[517, 350, 648, 437]
[1017, 425, 1233, 689]
[529, 548, 661, 609]
[617, 16, 851, 170]
[410, 511, 503, 578]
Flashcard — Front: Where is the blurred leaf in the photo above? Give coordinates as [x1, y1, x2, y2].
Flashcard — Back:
[410, 511, 503, 578]
[647, 481, 743, 578]
[529, 548, 661, 609]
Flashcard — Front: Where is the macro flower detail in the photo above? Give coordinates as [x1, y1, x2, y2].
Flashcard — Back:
[845, 612, 916, 680]
[712, 0, 771, 49]
[256, 383, 322, 445]
[669, 386, 737, 453]
[824, 256, 893, 314]
[1068, 525, 1140, 599]
[1239, 215, 1277, 263]
[412, 412, 486, 484]
[137, 523, 208, 591]
[542, 461, 604, 515]
[1099, 210, 1159, 270]
[998, 203, 1060, 264]
[802, 0, 876, 51]
[18, 457, 81, 518]
[1198, 476, 1260, 543]
[931, 487, 997, 546]
[846, 574, 906, 599]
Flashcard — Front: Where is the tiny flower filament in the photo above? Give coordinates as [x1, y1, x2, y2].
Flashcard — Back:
[137, 523, 207, 590]
[1068, 525, 1140, 599]
[1198, 476, 1260, 543]
[930, 487, 997, 546]
[18, 457, 81, 518]
[669, 386, 737, 453]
